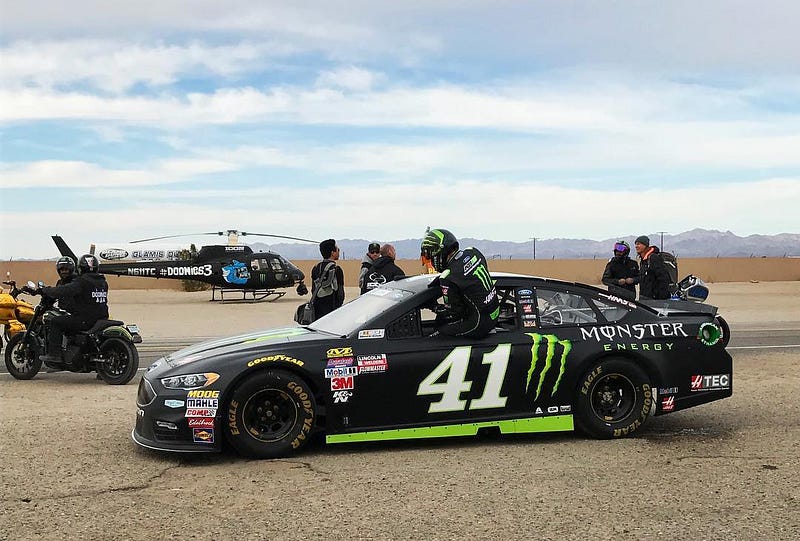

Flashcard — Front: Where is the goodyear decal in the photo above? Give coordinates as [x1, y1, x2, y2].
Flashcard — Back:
[247, 354, 304, 368]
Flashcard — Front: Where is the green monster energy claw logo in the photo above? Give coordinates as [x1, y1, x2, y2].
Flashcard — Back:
[473, 263, 493, 291]
[525, 333, 572, 401]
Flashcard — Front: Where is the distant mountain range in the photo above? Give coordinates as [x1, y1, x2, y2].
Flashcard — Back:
[252, 229, 800, 260]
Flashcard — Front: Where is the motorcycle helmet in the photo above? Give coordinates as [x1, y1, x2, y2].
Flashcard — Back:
[56, 256, 76, 275]
[613, 240, 631, 258]
[420, 228, 459, 273]
[77, 254, 100, 274]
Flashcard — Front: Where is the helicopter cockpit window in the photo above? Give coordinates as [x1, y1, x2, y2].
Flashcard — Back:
[269, 258, 282, 271]
[250, 259, 261, 271]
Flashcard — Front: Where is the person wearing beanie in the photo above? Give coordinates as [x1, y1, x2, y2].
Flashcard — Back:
[311, 239, 345, 319]
[634, 235, 671, 300]
[358, 242, 382, 293]
[360, 243, 406, 294]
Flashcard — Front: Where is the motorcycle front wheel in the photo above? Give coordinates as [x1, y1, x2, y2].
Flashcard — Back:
[4, 333, 43, 380]
[96, 337, 139, 385]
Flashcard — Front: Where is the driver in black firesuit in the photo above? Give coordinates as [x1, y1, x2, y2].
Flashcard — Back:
[38, 254, 109, 365]
[601, 240, 639, 300]
[421, 228, 499, 339]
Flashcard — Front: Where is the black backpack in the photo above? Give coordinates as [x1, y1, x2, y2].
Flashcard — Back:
[659, 251, 679, 292]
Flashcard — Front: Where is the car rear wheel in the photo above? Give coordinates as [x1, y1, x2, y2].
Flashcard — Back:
[225, 369, 317, 459]
[574, 358, 653, 439]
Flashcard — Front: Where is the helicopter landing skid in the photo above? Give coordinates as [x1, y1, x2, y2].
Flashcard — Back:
[211, 287, 287, 303]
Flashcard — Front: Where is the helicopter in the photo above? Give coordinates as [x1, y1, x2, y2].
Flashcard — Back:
[51, 230, 317, 302]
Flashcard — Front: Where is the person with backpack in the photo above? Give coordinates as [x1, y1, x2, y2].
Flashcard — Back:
[360, 244, 405, 294]
[601, 240, 639, 300]
[633, 235, 673, 300]
[311, 239, 345, 319]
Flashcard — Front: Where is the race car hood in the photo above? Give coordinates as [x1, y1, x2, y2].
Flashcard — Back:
[162, 327, 323, 368]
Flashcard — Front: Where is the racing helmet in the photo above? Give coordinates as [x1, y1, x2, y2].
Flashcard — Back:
[420, 228, 459, 273]
[613, 240, 630, 257]
[77, 254, 100, 274]
[56, 256, 76, 274]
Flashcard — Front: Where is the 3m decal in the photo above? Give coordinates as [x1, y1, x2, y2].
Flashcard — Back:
[525, 334, 571, 401]
[331, 376, 354, 391]
[417, 344, 511, 413]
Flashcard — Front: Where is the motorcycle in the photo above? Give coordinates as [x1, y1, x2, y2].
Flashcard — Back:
[0, 278, 36, 353]
[4, 281, 142, 384]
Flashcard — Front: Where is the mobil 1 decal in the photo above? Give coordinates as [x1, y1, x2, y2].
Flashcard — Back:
[416, 334, 572, 415]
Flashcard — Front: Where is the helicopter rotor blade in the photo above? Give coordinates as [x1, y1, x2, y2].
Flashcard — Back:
[241, 232, 319, 243]
[130, 232, 223, 243]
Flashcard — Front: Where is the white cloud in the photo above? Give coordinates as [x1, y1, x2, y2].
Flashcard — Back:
[315, 66, 384, 92]
[2, 176, 797, 259]
[0, 159, 238, 188]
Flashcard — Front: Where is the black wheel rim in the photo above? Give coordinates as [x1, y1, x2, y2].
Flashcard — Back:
[242, 388, 298, 442]
[10, 340, 36, 373]
[589, 373, 636, 423]
[101, 341, 129, 376]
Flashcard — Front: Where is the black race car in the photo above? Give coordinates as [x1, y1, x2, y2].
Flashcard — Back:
[132, 273, 732, 458]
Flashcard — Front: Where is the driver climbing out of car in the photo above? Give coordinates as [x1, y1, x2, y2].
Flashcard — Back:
[420, 228, 499, 339]
[38, 254, 109, 366]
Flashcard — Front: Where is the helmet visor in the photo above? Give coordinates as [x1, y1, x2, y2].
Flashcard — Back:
[613, 242, 629, 253]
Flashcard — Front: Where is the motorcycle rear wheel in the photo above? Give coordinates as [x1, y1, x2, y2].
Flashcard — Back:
[96, 337, 139, 385]
[4, 333, 42, 380]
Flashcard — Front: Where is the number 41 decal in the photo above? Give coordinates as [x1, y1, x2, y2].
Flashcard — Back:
[417, 344, 511, 413]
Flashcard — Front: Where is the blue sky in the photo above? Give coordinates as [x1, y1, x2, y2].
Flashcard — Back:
[1, 0, 799, 259]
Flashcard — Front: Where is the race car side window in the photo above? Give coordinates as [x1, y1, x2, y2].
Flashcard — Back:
[591, 298, 630, 323]
[536, 288, 597, 327]
[387, 309, 423, 339]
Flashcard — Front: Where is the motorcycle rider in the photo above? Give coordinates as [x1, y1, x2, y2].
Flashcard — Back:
[420, 228, 499, 339]
[601, 240, 639, 300]
[38, 254, 109, 366]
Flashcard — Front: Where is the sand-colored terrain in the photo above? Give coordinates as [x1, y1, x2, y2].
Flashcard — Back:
[0, 282, 798, 540]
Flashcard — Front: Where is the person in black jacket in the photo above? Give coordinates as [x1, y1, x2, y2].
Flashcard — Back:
[633, 235, 671, 300]
[39, 254, 109, 365]
[360, 244, 405, 294]
[358, 242, 381, 292]
[601, 240, 639, 299]
[311, 239, 345, 320]
[421, 228, 499, 339]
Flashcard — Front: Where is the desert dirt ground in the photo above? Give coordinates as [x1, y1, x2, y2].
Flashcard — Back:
[0, 282, 798, 540]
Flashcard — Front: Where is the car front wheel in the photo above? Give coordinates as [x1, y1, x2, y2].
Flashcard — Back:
[224, 369, 317, 459]
[574, 358, 653, 439]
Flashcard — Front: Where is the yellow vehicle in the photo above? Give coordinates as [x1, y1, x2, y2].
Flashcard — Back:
[0, 278, 35, 352]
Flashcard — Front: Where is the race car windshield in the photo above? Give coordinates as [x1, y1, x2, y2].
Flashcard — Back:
[308, 286, 415, 336]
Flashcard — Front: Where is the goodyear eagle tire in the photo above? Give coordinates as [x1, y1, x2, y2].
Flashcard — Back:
[574, 358, 652, 439]
[225, 369, 316, 459]
[4, 333, 42, 380]
[97, 337, 139, 385]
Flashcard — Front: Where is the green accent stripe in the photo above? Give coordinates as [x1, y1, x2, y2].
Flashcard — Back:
[326, 415, 573, 444]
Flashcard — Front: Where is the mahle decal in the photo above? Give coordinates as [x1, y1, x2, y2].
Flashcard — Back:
[525, 334, 572, 401]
